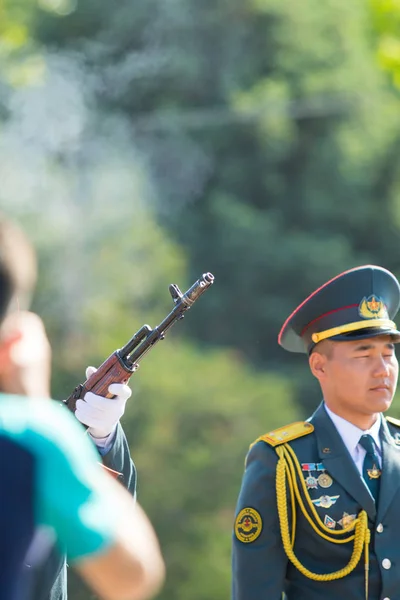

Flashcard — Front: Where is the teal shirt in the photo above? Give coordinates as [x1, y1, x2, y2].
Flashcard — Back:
[0, 394, 117, 561]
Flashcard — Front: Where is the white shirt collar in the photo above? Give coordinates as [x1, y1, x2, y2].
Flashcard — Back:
[324, 403, 382, 455]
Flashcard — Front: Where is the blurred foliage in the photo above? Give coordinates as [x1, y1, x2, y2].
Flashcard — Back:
[2, 1, 400, 599]
[0, 0, 44, 89]
[370, 0, 400, 87]
[26, 0, 400, 387]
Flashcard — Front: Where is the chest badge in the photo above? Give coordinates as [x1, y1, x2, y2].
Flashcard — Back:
[312, 495, 340, 509]
[324, 515, 336, 529]
[338, 512, 356, 528]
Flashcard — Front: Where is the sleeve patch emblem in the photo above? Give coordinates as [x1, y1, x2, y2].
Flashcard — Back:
[234, 507, 262, 543]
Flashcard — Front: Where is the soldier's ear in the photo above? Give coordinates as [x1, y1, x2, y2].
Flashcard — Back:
[0, 330, 22, 374]
[309, 351, 328, 382]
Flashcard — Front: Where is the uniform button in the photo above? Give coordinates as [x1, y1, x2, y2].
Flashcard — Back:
[377, 523, 384, 533]
[382, 558, 391, 569]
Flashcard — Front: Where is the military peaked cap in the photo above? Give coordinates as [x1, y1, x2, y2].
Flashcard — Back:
[278, 265, 400, 354]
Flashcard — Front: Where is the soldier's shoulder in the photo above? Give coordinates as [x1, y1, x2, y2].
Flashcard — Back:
[385, 415, 400, 445]
[250, 421, 314, 450]
[386, 415, 400, 429]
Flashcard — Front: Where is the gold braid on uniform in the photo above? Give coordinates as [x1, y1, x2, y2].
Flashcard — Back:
[275, 443, 370, 599]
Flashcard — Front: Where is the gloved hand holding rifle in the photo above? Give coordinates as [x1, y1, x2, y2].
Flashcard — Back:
[64, 272, 215, 423]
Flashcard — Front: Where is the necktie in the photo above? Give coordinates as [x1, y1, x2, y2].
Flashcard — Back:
[358, 434, 381, 503]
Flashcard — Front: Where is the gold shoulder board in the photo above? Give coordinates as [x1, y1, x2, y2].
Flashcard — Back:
[386, 415, 400, 428]
[250, 421, 314, 449]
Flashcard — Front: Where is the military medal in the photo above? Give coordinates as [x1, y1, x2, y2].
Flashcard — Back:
[338, 512, 356, 528]
[316, 463, 333, 489]
[305, 475, 318, 489]
[312, 495, 340, 509]
[367, 464, 381, 479]
[317, 473, 333, 488]
[301, 463, 318, 489]
[301, 462, 334, 489]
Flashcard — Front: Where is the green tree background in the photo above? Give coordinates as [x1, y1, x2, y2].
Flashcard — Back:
[2, 1, 400, 598]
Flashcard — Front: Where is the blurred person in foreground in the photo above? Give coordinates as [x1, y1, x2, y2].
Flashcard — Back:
[0, 395, 164, 600]
[0, 215, 151, 600]
[232, 265, 400, 600]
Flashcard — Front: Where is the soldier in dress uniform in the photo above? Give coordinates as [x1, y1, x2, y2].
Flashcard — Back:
[232, 265, 400, 600]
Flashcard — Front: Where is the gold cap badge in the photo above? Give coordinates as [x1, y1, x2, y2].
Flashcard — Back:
[359, 296, 388, 320]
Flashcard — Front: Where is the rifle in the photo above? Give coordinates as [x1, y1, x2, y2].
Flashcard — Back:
[64, 272, 214, 414]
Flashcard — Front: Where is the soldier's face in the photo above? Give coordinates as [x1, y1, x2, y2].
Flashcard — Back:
[313, 335, 399, 419]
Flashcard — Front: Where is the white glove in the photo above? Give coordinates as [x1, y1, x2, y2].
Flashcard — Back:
[75, 366, 132, 439]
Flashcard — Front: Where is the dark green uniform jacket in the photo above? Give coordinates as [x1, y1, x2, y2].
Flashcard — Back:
[232, 402, 400, 600]
[29, 423, 136, 600]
